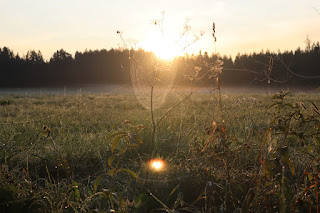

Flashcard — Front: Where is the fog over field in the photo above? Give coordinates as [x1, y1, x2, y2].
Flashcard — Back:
[0, 85, 318, 95]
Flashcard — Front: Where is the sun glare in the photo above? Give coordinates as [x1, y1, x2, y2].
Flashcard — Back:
[141, 31, 180, 60]
[149, 158, 165, 172]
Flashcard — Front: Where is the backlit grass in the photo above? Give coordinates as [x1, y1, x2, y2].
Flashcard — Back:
[0, 91, 319, 212]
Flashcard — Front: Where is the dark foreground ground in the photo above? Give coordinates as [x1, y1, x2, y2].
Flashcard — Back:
[0, 87, 320, 212]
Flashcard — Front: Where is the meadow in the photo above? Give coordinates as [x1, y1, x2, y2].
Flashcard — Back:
[0, 88, 320, 212]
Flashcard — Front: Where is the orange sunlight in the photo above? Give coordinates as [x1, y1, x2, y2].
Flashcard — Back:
[140, 29, 195, 60]
[149, 158, 166, 172]
[141, 31, 179, 60]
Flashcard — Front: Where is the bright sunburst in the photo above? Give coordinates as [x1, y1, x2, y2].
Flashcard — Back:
[141, 31, 180, 60]
[149, 158, 166, 172]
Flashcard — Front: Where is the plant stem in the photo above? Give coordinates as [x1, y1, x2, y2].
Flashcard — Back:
[149, 85, 156, 159]
[145, 85, 156, 184]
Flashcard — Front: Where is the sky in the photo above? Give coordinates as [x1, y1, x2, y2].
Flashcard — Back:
[0, 0, 319, 60]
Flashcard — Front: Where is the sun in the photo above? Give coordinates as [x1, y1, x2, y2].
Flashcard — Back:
[141, 31, 180, 60]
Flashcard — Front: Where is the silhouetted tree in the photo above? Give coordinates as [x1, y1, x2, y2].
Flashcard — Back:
[26, 50, 44, 64]
[50, 49, 73, 64]
[0, 41, 319, 88]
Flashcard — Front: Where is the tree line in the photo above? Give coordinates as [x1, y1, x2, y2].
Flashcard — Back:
[0, 41, 319, 88]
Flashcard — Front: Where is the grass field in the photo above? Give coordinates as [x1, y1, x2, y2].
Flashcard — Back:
[0, 89, 320, 212]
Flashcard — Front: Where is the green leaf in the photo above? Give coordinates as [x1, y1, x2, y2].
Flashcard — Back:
[107, 131, 128, 141]
[74, 188, 80, 201]
[192, 193, 204, 205]
[280, 147, 295, 176]
[286, 159, 295, 176]
[268, 101, 283, 109]
[135, 193, 147, 208]
[111, 136, 122, 154]
[108, 155, 116, 168]
[116, 168, 138, 179]
[167, 184, 179, 201]
[94, 174, 106, 192]
[108, 169, 116, 177]
[173, 192, 184, 209]
[123, 120, 132, 124]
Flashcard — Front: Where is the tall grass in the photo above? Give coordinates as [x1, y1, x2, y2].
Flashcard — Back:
[0, 91, 319, 212]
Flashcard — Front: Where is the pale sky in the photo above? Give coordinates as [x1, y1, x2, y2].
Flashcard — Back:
[0, 0, 319, 60]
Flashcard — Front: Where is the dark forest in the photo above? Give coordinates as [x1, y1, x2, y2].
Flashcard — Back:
[0, 41, 319, 88]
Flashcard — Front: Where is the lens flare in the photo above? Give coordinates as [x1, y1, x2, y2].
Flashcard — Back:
[149, 159, 165, 172]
